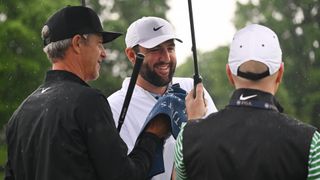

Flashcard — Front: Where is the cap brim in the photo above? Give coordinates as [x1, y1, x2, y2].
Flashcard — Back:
[140, 35, 182, 48]
[101, 31, 122, 43]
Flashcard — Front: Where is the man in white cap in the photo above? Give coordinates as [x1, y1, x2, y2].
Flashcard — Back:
[174, 24, 320, 180]
[108, 16, 217, 179]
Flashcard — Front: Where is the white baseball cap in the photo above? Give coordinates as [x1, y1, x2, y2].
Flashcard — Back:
[125, 16, 182, 48]
[228, 24, 282, 80]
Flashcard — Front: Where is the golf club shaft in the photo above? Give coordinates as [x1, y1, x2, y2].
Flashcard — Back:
[187, 0, 202, 97]
[117, 53, 145, 132]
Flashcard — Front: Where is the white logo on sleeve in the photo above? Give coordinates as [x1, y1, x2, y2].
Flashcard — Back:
[239, 94, 257, 101]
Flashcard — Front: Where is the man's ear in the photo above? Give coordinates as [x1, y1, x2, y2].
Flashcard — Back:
[125, 48, 136, 65]
[226, 64, 235, 86]
[71, 35, 82, 54]
[276, 62, 284, 83]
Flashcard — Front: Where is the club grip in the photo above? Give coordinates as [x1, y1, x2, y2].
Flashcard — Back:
[193, 74, 202, 98]
[117, 53, 144, 132]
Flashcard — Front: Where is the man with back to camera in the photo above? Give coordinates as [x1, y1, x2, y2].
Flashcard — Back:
[5, 6, 173, 180]
[107, 16, 218, 179]
[174, 24, 320, 180]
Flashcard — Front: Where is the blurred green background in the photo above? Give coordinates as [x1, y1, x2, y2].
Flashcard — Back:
[0, 0, 319, 178]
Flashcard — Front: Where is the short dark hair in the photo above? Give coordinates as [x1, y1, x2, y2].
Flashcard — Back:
[132, 45, 140, 54]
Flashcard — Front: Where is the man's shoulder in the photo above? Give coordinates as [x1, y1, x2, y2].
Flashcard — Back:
[172, 77, 193, 83]
[183, 109, 225, 137]
[277, 112, 317, 133]
[107, 78, 130, 99]
[55, 80, 107, 104]
[107, 78, 127, 101]
[107, 89, 124, 107]
[172, 77, 193, 91]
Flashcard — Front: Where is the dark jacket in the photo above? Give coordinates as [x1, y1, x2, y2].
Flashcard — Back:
[183, 88, 316, 180]
[5, 70, 161, 180]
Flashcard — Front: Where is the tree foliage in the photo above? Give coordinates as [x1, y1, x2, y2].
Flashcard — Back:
[176, 47, 233, 110]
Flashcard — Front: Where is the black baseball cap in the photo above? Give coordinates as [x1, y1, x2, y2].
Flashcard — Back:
[42, 6, 122, 46]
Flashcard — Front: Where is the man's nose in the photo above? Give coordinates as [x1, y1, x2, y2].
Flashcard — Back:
[101, 48, 107, 59]
[161, 48, 171, 62]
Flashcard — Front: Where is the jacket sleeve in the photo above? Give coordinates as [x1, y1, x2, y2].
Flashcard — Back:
[307, 131, 320, 179]
[4, 155, 15, 180]
[5, 119, 15, 180]
[174, 123, 188, 180]
[203, 87, 218, 115]
[76, 90, 161, 180]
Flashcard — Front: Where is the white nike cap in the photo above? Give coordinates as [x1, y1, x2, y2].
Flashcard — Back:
[125, 16, 182, 48]
[228, 24, 282, 79]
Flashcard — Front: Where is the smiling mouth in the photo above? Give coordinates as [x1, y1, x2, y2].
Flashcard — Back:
[155, 64, 170, 75]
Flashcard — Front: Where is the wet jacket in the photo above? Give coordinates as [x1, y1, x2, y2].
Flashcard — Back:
[182, 88, 316, 180]
[5, 70, 161, 180]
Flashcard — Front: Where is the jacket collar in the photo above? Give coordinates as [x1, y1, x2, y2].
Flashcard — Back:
[45, 70, 89, 87]
[229, 88, 283, 112]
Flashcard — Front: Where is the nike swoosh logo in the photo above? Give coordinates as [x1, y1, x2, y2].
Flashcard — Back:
[153, 25, 164, 31]
[239, 94, 257, 101]
[41, 87, 51, 93]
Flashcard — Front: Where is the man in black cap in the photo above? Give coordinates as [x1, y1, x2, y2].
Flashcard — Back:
[5, 6, 170, 180]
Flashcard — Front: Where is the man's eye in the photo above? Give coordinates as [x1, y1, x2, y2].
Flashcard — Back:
[102, 43, 108, 49]
[168, 47, 175, 52]
[98, 43, 106, 50]
[149, 48, 160, 52]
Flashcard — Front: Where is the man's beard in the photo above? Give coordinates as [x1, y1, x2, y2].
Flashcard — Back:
[139, 62, 176, 87]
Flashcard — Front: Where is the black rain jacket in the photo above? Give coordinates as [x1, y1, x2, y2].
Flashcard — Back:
[5, 70, 161, 180]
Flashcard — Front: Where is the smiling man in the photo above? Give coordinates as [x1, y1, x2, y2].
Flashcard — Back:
[108, 16, 217, 179]
[5, 7, 172, 180]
